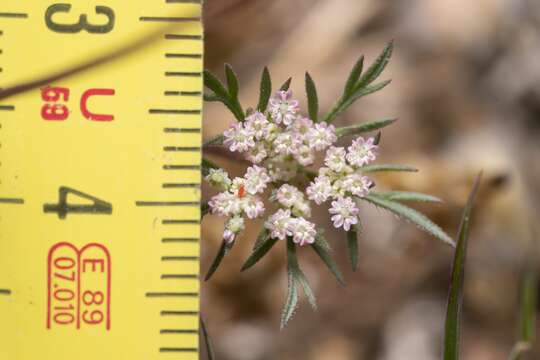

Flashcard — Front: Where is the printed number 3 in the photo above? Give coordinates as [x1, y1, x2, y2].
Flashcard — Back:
[45, 3, 115, 34]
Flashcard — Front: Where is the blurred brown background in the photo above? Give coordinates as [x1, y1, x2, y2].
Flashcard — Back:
[200, 1, 540, 359]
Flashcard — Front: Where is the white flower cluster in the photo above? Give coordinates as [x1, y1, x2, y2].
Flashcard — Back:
[207, 90, 378, 245]
[206, 166, 270, 243]
[265, 184, 316, 246]
[306, 137, 378, 231]
[223, 90, 337, 181]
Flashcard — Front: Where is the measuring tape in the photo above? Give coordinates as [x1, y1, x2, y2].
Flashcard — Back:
[0, 1, 202, 358]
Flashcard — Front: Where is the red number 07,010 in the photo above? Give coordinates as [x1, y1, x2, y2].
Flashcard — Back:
[41, 86, 115, 122]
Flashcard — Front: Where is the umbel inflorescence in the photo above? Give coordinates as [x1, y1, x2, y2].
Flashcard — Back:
[202, 42, 453, 328]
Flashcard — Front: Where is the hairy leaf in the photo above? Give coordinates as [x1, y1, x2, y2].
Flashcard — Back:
[280, 77, 292, 91]
[224, 63, 239, 98]
[311, 235, 345, 285]
[443, 173, 481, 360]
[257, 67, 272, 112]
[305, 72, 319, 121]
[344, 55, 364, 96]
[355, 41, 394, 90]
[373, 191, 442, 203]
[287, 239, 316, 310]
[281, 265, 299, 329]
[363, 193, 454, 247]
[336, 118, 397, 138]
[361, 164, 418, 173]
[241, 236, 278, 272]
[203, 69, 244, 121]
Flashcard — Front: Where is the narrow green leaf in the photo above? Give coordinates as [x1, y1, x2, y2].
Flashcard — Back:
[347, 227, 359, 272]
[202, 158, 220, 177]
[280, 77, 292, 91]
[344, 55, 364, 96]
[305, 72, 319, 121]
[509, 263, 538, 360]
[355, 41, 394, 90]
[361, 164, 418, 173]
[286, 239, 316, 310]
[241, 236, 278, 272]
[336, 118, 397, 138]
[443, 173, 482, 360]
[203, 134, 224, 147]
[372, 191, 442, 203]
[204, 92, 221, 102]
[200, 317, 216, 360]
[348, 79, 392, 104]
[281, 265, 298, 329]
[224, 64, 239, 98]
[373, 131, 382, 145]
[363, 193, 454, 247]
[257, 67, 272, 112]
[204, 70, 229, 99]
[253, 228, 270, 250]
[311, 235, 345, 285]
[204, 240, 231, 281]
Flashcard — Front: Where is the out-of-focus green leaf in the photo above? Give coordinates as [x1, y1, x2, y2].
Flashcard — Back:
[203, 134, 224, 147]
[372, 191, 442, 203]
[200, 316, 216, 360]
[346, 225, 360, 272]
[257, 67, 272, 112]
[201, 201, 210, 217]
[204, 93, 221, 102]
[443, 173, 482, 360]
[344, 55, 364, 96]
[241, 235, 278, 272]
[280, 77, 292, 91]
[509, 262, 538, 360]
[224, 64, 239, 98]
[305, 72, 319, 121]
[361, 164, 418, 173]
[204, 239, 232, 281]
[363, 193, 454, 247]
[311, 234, 345, 285]
[335, 118, 397, 138]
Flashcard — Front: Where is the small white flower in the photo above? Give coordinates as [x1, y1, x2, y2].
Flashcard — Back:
[241, 196, 265, 219]
[205, 168, 232, 190]
[294, 145, 315, 166]
[223, 229, 236, 243]
[292, 200, 312, 218]
[269, 90, 300, 126]
[274, 132, 301, 156]
[265, 209, 293, 240]
[306, 175, 332, 205]
[346, 136, 377, 167]
[275, 184, 304, 208]
[244, 165, 271, 195]
[288, 217, 316, 246]
[230, 177, 247, 197]
[324, 146, 348, 172]
[245, 142, 268, 164]
[223, 122, 255, 153]
[331, 177, 348, 197]
[329, 196, 359, 231]
[290, 116, 314, 135]
[208, 192, 241, 216]
[307, 122, 337, 151]
[244, 111, 271, 139]
[343, 173, 372, 197]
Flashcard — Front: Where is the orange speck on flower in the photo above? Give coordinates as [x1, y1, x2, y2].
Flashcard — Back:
[238, 185, 246, 198]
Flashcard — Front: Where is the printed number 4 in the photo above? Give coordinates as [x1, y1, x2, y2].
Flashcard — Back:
[45, 3, 115, 34]
[44, 187, 113, 219]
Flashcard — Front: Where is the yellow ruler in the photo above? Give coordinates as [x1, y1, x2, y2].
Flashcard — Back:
[0, 1, 202, 359]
